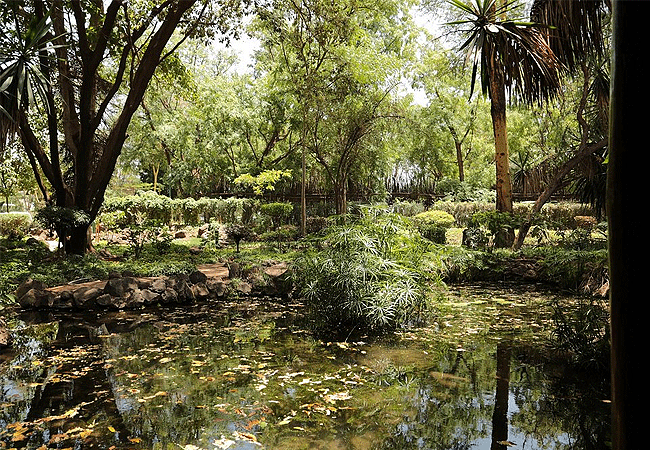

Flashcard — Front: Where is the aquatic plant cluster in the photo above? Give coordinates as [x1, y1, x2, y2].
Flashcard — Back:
[293, 208, 445, 335]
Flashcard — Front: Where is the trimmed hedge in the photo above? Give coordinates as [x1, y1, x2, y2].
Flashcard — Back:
[430, 201, 594, 229]
[100, 192, 260, 230]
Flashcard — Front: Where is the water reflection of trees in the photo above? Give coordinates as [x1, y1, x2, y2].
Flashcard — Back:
[0, 303, 611, 450]
[375, 340, 610, 450]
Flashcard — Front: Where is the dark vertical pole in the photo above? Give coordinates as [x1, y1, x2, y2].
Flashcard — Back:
[608, 1, 649, 449]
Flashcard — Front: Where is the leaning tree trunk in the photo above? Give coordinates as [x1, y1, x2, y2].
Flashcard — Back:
[514, 138, 607, 249]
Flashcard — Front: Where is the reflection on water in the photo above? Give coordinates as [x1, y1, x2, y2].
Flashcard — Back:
[0, 288, 610, 449]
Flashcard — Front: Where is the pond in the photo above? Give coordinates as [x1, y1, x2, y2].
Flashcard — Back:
[0, 284, 611, 450]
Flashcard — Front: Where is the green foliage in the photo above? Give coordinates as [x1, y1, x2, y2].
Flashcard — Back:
[259, 225, 300, 252]
[412, 210, 456, 228]
[550, 297, 610, 371]
[418, 223, 448, 244]
[35, 206, 92, 250]
[101, 193, 260, 229]
[260, 202, 294, 230]
[463, 210, 521, 249]
[234, 170, 292, 196]
[305, 216, 332, 235]
[0, 212, 31, 239]
[293, 211, 440, 336]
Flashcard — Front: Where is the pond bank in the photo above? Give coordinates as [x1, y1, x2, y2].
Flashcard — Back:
[13, 250, 608, 314]
[13, 261, 292, 312]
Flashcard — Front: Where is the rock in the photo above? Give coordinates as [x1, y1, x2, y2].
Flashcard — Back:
[160, 288, 178, 304]
[13, 261, 294, 311]
[174, 230, 186, 239]
[16, 279, 47, 300]
[264, 262, 289, 278]
[150, 278, 168, 293]
[95, 294, 114, 307]
[206, 279, 228, 297]
[189, 246, 202, 255]
[189, 270, 208, 284]
[141, 289, 162, 305]
[234, 280, 252, 295]
[228, 262, 241, 279]
[167, 275, 195, 304]
[191, 283, 210, 300]
[73, 286, 103, 308]
[104, 277, 139, 298]
[18, 288, 54, 309]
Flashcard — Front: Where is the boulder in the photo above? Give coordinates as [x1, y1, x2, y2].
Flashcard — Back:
[72, 286, 103, 308]
[16, 279, 47, 300]
[191, 283, 211, 300]
[104, 277, 139, 298]
[189, 270, 208, 285]
[206, 279, 228, 297]
[18, 287, 54, 309]
[160, 288, 178, 304]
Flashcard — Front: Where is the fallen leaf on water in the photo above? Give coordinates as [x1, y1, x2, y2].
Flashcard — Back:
[323, 392, 352, 403]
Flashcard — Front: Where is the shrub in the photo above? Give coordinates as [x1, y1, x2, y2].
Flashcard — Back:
[35, 206, 92, 250]
[418, 223, 447, 244]
[0, 213, 32, 239]
[260, 202, 294, 230]
[293, 213, 439, 336]
[305, 216, 332, 235]
[224, 223, 254, 252]
[464, 210, 521, 249]
[412, 210, 456, 228]
[411, 210, 455, 244]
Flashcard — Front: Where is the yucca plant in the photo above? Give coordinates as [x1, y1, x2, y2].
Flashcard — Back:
[447, 0, 565, 229]
[0, 10, 61, 145]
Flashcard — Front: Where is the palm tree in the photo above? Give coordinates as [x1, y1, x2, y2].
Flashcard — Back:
[448, 0, 564, 223]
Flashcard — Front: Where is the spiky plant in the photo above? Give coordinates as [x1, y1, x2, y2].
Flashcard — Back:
[293, 210, 440, 336]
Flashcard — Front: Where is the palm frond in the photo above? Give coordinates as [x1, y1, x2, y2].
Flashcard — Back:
[530, 0, 610, 72]
[447, 0, 565, 104]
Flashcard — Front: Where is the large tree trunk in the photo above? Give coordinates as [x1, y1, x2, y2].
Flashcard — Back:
[607, 2, 646, 449]
[489, 65, 513, 215]
[13, 1, 199, 256]
[488, 51, 514, 248]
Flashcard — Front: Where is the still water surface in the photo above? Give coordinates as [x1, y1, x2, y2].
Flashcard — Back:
[0, 285, 611, 449]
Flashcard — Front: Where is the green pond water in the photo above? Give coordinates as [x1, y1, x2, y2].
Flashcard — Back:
[0, 284, 611, 449]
